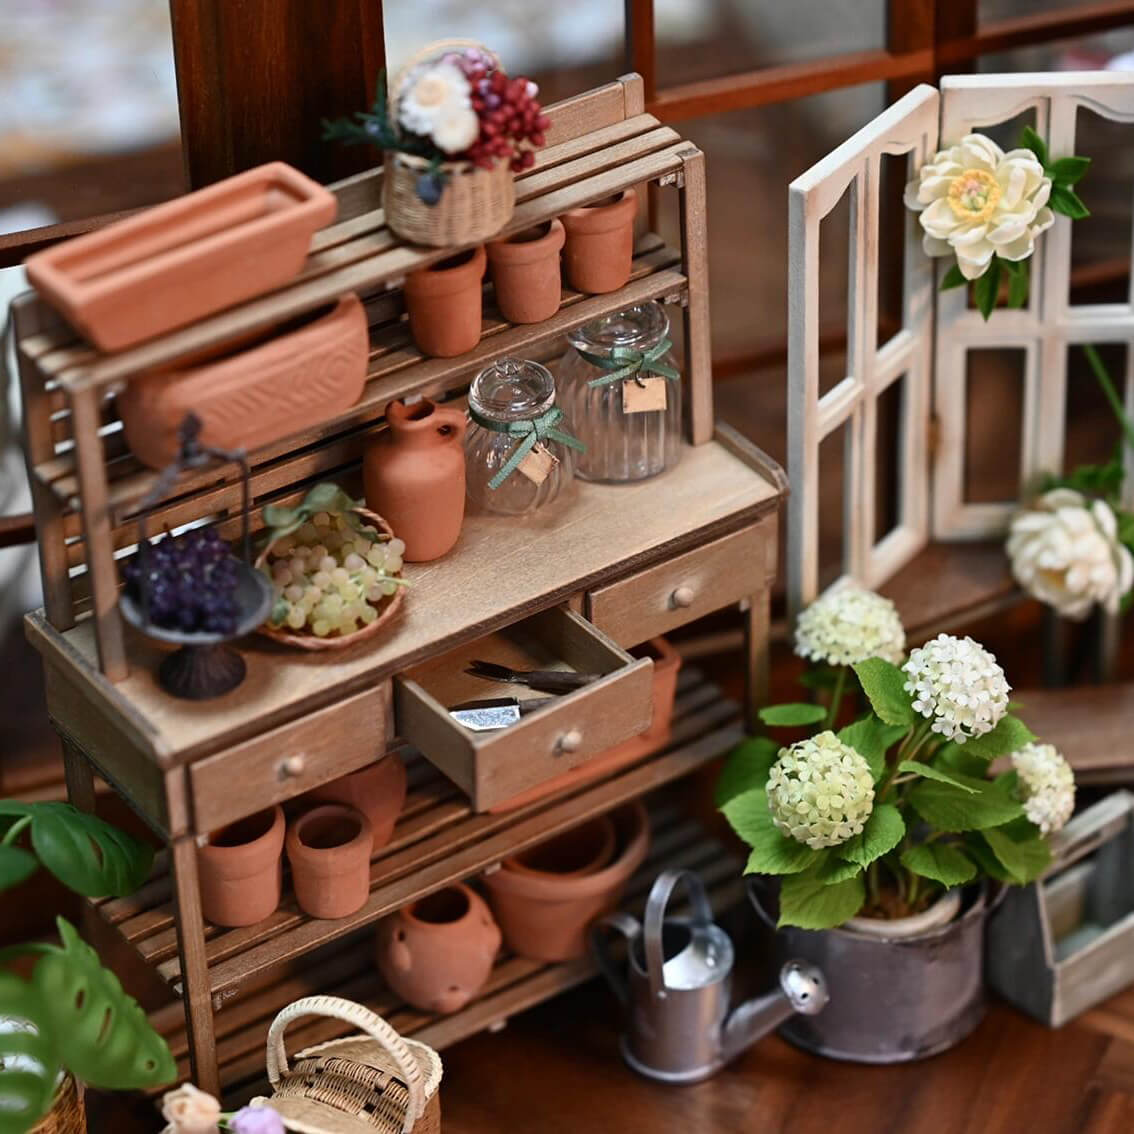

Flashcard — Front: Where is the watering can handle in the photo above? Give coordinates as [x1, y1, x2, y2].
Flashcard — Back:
[643, 869, 715, 1002]
[590, 912, 641, 1007]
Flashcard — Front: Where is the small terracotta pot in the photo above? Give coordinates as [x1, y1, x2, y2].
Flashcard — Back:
[505, 815, 616, 880]
[486, 219, 565, 324]
[363, 398, 468, 562]
[377, 883, 501, 1014]
[638, 636, 682, 742]
[404, 245, 486, 357]
[197, 806, 285, 928]
[483, 801, 650, 962]
[286, 804, 373, 919]
[560, 190, 638, 294]
[304, 754, 407, 853]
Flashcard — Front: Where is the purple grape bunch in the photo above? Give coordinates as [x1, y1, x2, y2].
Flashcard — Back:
[123, 527, 240, 635]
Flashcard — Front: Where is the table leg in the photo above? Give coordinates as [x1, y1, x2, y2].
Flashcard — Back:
[744, 588, 770, 733]
[62, 739, 98, 814]
[170, 836, 220, 1096]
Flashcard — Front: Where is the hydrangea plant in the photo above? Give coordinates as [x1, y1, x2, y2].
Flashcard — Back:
[718, 592, 1075, 931]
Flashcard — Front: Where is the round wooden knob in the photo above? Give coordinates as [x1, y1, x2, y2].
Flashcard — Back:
[671, 585, 696, 609]
[279, 754, 306, 778]
[557, 729, 584, 754]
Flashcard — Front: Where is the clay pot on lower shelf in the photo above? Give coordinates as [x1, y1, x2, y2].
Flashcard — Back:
[286, 804, 373, 919]
[487, 219, 565, 324]
[197, 805, 285, 928]
[376, 883, 502, 1014]
[483, 801, 650, 962]
[404, 245, 486, 358]
[304, 754, 408, 853]
[560, 190, 638, 294]
[505, 815, 616, 880]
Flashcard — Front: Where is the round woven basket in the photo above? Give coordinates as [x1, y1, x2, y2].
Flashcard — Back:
[383, 39, 515, 247]
[30, 1075, 85, 1134]
[255, 507, 405, 652]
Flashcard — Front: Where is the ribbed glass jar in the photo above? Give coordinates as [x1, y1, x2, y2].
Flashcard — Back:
[558, 301, 682, 482]
[465, 357, 577, 516]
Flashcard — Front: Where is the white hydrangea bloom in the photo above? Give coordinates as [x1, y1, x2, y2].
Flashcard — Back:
[398, 62, 472, 138]
[431, 105, 480, 154]
[794, 586, 906, 666]
[766, 731, 875, 849]
[902, 634, 1010, 744]
[1007, 488, 1134, 621]
[1012, 742, 1075, 835]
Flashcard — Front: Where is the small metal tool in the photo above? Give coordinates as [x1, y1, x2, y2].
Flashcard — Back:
[465, 659, 599, 694]
[448, 696, 554, 731]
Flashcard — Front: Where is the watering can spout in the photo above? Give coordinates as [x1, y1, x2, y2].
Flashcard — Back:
[721, 961, 829, 1063]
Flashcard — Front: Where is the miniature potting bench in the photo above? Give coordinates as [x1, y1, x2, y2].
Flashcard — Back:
[13, 73, 783, 1097]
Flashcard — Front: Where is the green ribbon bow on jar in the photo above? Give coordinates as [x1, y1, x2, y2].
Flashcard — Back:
[578, 338, 680, 388]
[468, 405, 586, 490]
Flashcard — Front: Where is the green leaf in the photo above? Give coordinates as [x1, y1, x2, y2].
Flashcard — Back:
[909, 774, 1024, 833]
[981, 823, 1052, 884]
[722, 789, 819, 876]
[758, 702, 827, 728]
[939, 263, 967, 291]
[838, 715, 906, 781]
[1050, 184, 1090, 220]
[32, 919, 176, 1091]
[816, 855, 864, 885]
[798, 667, 839, 691]
[851, 658, 915, 727]
[1021, 125, 1048, 165]
[897, 760, 978, 792]
[0, 971, 61, 1134]
[964, 834, 1015, 882]
[838, 803, 905, 868]
[901, 842, 977, 887]
[778, 869, 865, 930]
[973, 258, 1002, 321]
[1006, 259, 1029, 308]
[715, 737, 778, 807]
[960, 714, 1035, 760]
[1050, 155, 1091, 186]
[0, 844, 36, 891]
[935, 742, 991, 779]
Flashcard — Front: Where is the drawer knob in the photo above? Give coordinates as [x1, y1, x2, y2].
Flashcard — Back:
[671, 585, 696, 609]
[557, 729, 584, 755]
[279, 754, 306, 778]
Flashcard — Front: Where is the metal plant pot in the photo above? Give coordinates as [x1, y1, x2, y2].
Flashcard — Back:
[747, 880, 988, 1063]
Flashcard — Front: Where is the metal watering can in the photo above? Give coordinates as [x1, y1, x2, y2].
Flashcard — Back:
[592, 869, 828, 1083]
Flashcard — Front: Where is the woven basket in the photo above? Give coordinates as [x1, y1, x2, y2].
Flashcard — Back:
[30, 1075, 85, 1134]
[255, 506, 405, 652]
[254, 996, 442, 1134]
[383, 39, 515, 247]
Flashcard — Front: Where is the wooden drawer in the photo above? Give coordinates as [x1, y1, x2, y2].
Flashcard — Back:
[586, 516, 776, 647]
[394, 607, 653, 810]
[189, 684, 391, 831]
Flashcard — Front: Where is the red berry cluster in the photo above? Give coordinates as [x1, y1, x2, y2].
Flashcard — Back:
[462, 66, 550, 172]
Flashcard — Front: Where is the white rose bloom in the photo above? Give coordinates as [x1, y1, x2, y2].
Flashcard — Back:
[1007, 488, 1134, 620]
[902, 634, 1010, 744]
[1011, 741, 1075, 834]
[161, 1083, 222, 1134]
[431, 105, 480, 155]
[398, 61, 471, 137]
[904, 133, 1054, 281]
[794, 586, 906, 666]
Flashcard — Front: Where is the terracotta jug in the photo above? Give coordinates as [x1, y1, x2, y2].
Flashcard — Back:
[376, 883, 501, 1014]
[404, 245, 486, 357]
[363, 399, 467, 562]
[286, 804, 373, 919]
[305, 754, 407, 852]
[197, 805, 285, 928]
[487, 219, 565, 324]
[560, 190, 638, 294]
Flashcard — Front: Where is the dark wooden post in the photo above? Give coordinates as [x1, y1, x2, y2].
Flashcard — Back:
[170, 0, 386, 188]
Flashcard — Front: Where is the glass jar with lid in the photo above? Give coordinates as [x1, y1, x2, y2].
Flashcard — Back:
[465, 357, 583, 516]
[557, 301, 682, 482]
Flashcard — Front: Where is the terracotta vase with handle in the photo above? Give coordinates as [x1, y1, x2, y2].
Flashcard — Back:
[363, 398, 468, 562]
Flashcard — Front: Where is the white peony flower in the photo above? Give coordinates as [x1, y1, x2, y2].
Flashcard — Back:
[766, 731, 875, 849]
[431, 105, 480, 155]
[398, 61, 471, 137]
[1007, 488, 1134, 620]
[161, 1083, 221, 1134]
[902, 634, 1010, 744]
[1011, 741, 1075, 834]
[904, 133, 1054, 281]
[794, 586, 906, 666]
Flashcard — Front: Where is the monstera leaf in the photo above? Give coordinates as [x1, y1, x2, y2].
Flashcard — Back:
[31, 919, 175, 1091]
[0, 972, 60, 1134]
[0, 802, 153, 898]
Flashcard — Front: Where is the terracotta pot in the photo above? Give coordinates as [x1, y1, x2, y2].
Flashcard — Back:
[376, 883, 501, 1014]
[483, 801, 650, 961]
[286, 804, 373, 919]
[505, 815, 616, 880]
[305, 754, 408, 853]
[638, 636, 682, 742]
[363, 399, 468, 562]
[197, 805, 285, 928]
[118, 293, 368, 469]
[404, 246, 486, 357]
[487, 219, 565, 324]
[27, 162, 336, 351]
[560, 190, 638, 294]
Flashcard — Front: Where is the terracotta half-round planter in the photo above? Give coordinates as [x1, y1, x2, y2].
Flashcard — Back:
[304, 754, 408, 853]
[483, 801, 650, 962]
[404, 245, 486, 358]
[197, 805, 285, 928]
[560, 190, 638, 294]
[376, 883, 502, 1015]
[286, 804, 373, 919]
[505, 814, 616, 880]
[487, 219, 565, 324]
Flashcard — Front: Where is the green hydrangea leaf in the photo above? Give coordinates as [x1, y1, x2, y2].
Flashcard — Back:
[778, 869, 866, 930]
[940, 263, 967, 291]
[721, 789, 818, 876]
[981, 823, 1052, 884]
[909, 774, 1024, 832]
[715, 737, 779, 807]
[897, 760, 978, 792]
[838, 715, 906, 781]
[901, 842, 977, 887]
[959, 714, 1035, 760]
[973, 258, 1002, 321]
[1050, 155, 1090, 185]
[838, 803, 905, 867]
[0, 844, 37, 891]
[799, 667, 839, 690]
[816, 855, 864, 885]
[758, 702, 828, 727]
[851, 658, 915, 727]
[0, 971, 60, 1134]
[963, 834, 1014, 883]
[935, 742, 990, 778]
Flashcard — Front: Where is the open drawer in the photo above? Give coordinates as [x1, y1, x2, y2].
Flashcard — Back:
[394, 607, 654, 810]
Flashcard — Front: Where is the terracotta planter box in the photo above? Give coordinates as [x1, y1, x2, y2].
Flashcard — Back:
[26, 161, 336, 351]
[118, 293, 368, 469]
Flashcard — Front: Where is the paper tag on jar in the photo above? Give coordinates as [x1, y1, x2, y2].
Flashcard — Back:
[623, 377, 668, 414]
[518, 443, 558, 485]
